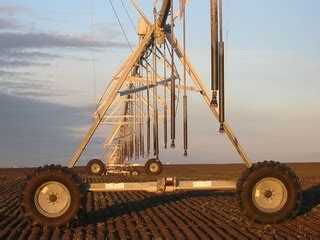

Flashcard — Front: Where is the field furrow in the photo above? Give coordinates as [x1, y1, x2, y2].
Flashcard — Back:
[0, 164, 319, 239]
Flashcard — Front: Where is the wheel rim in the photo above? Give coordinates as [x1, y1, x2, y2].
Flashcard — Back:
[252, 177, 288, 213]
[34, 181, 71, 218]
[90, 163, 101, 174]
[149, 162, 159, 173]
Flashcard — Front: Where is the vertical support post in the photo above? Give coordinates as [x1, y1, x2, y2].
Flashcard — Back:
[210, 0, 219, 106]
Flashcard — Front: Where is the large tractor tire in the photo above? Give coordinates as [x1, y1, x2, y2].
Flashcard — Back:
[236, 161, 301, 224]
[145, 159, 162, 175]
[87, 159, 105, 176]
[21, 165, 85, 228]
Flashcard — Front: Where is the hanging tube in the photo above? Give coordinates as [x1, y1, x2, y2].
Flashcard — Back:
[147, 116, 150, 155]
[210, 0, 219, 106]
[145, 53, 151, 155]
[218, 41, 225, 130]
[218, 0, 225, 132]
[152, 38, 159, 157]
[183, 95, 188, 156]
[140, 80, 145, 156]
[164, 44, 168, 149]
[170, 0, 176, 148]
[164, 105, 168, 148]
[182, 6, 188, 157]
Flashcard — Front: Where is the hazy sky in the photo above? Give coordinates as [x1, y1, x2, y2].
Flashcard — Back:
[0, 0, 319, 167]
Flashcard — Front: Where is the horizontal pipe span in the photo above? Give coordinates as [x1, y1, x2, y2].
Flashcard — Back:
[88, 180, 236, 192]
[177, 180, 236, 190]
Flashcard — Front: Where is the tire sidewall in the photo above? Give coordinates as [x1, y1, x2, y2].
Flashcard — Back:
[145, 159, 162, 175]
[23, 170, 81, 227]
[87, 159, 105, 176]
[240, 166, 299, 223]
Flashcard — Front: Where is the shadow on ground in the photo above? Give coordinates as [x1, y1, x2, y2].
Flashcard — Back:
[82, 190, 235, 226]
[82, 184, 320, 226]
[298, 184, 320, 216]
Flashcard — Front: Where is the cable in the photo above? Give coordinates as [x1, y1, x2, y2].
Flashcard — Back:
[120, 0, 137, 33]
[109, 0, 133, 51]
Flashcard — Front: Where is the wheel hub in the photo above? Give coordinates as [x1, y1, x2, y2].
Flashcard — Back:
[34, 181, 71, 218]
[149, 162, 159, 172]
[264, 190, 273, 199]
[90, 163, 101, 174]
[252, 177, 288, 213]
[48, 193, 58, 203]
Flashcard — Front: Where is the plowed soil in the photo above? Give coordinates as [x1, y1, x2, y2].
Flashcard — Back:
[1, 163, 320, 239]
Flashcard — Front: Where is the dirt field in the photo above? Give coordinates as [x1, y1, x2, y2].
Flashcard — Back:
[1, 163, 320, 239]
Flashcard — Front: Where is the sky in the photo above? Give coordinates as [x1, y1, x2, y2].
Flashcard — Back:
[0, 0, 319, 167]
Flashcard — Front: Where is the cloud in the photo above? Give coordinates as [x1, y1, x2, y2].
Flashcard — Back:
[0, 17, 22, 29]
[0, 59, 49, 68]
[0, 69, 33, 78]
[0, 32, 128, 50]
[0, 50, 60, 59]
[0, 4, 128, 100]
[0, 78, 51, 97]
[0, 4, 26, 14]
[0, 70, 63, 98]
[0, 93, 93, 167]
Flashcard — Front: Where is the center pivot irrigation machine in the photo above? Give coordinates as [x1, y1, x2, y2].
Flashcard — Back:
[20, 0, 301, 228]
